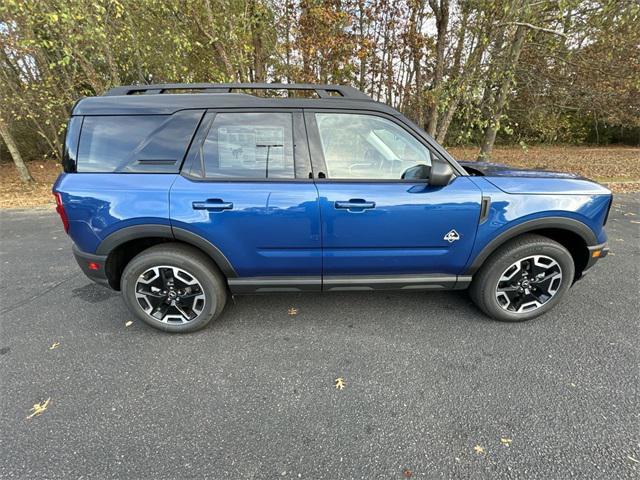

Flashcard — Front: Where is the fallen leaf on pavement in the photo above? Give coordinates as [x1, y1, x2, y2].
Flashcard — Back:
[473, 445, 485, 454]
[335, 377, 346, 390]
[288, 307, 299, 316]
[48, 342, 60, 350]
[27, 398, 50, 419]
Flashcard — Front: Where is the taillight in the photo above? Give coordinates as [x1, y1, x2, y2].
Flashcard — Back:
[53, 192, 69, 233]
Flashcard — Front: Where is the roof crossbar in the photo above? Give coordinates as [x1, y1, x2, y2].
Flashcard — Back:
[104, 83, 371, 100]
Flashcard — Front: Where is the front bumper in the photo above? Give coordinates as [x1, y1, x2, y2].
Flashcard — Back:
[72, 244, 110, 287]
[584, 242, 609, 272]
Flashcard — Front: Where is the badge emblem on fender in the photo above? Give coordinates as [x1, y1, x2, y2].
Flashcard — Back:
[444, 229, 460, 243]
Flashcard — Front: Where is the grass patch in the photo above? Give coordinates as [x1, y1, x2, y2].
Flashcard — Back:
[449, 145, 640, 187]
[0, 160, 62, 209]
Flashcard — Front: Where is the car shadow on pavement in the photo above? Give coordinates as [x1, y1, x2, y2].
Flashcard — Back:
[209, 289, 492, 332]
[72, 282, 119, 304]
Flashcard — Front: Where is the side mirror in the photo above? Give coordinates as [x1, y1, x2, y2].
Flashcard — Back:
[401, 164, 430, 180]
[429, 158, 454, 186]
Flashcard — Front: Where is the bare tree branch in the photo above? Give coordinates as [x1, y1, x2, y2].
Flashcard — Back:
[501, 21, 567, 38]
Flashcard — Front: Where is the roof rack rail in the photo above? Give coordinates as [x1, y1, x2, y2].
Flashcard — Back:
[103, 83, 371, 100]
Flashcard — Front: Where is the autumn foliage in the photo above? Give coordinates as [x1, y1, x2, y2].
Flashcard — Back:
[1, 0, 638, 175]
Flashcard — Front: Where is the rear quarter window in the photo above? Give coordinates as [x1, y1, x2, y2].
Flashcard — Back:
[76, 111, 203, 173]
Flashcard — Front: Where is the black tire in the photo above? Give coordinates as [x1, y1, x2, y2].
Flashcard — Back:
[469, 234, 575, 322]
[121, 243, 227, 333]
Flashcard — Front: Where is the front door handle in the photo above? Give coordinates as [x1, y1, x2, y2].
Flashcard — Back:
[334, 199, 376, 212]
[192, 199, 234, 211]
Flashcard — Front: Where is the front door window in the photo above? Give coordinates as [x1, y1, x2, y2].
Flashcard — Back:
[315, 113, 432, 180]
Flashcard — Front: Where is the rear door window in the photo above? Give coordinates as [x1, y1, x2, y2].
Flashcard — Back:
[200, 112, 295, 179]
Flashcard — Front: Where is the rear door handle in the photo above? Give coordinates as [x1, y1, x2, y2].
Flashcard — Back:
[334, 199, 376, 212]
[192, 199, 234, 211]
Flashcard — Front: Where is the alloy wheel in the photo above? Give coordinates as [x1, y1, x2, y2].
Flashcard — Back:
[134, 266, 206, 324]
[495, 255, 563, 313]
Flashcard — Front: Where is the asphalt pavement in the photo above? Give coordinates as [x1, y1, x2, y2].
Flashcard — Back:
[1, 194, 638, 479]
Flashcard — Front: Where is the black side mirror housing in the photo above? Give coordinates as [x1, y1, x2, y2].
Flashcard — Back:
[429, 158, 454, 186]
[401, 164, 430, 180]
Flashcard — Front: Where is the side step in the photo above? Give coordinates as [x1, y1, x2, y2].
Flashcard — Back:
[228, 274, 472, 294]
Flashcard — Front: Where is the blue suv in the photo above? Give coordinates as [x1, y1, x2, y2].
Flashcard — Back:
[53, 83, 611, 332]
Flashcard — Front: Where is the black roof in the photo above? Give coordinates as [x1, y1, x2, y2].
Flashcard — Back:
[73, 83, 399, 116]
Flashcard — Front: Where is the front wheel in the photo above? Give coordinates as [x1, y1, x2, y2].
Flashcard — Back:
[469, 234, 575, 322]
[121, 243, 227, 332]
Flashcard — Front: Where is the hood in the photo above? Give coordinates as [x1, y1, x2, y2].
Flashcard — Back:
[458, 161, 611, 195]
[458, 161, 583, 179]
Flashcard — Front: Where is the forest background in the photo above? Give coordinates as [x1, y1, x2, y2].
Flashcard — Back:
[1, 0, 638, 206]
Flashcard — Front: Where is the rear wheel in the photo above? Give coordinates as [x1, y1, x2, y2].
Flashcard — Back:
[469, 234, 575, 322]
[121, 243, 227, 332]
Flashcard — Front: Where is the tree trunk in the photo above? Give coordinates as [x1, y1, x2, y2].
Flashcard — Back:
[406, 0, 425, 126]
[436, 28, 490, 143]
[283, 0, 292, 82]
[425, 0, 450, 136]
[357, 0, 368, 92]
[436, 99, 458, 144]
[0, 118, 34, 183]
[200, 0, 236, 81]
[434, 5, 468, 144]
[478, 24, 527, 160]
[249, 0, 265, 82]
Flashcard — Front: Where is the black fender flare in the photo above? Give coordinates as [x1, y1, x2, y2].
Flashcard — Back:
[465, 216, 597, 275]
[96, 224, 237, 277]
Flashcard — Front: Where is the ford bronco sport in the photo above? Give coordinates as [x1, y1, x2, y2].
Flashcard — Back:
[53, 83, 611, 332]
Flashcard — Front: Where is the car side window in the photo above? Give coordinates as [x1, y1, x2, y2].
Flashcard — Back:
[201, 112, 295, 179]
[315, 113, 432, 180]
[77, 115, 167, 172]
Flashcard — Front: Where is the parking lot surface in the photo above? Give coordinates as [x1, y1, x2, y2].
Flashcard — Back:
[1, 194, 638, 479]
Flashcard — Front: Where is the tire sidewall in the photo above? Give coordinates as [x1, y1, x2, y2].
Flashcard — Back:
[480, 241, 575, 322]
[121, 250, 222, 333]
